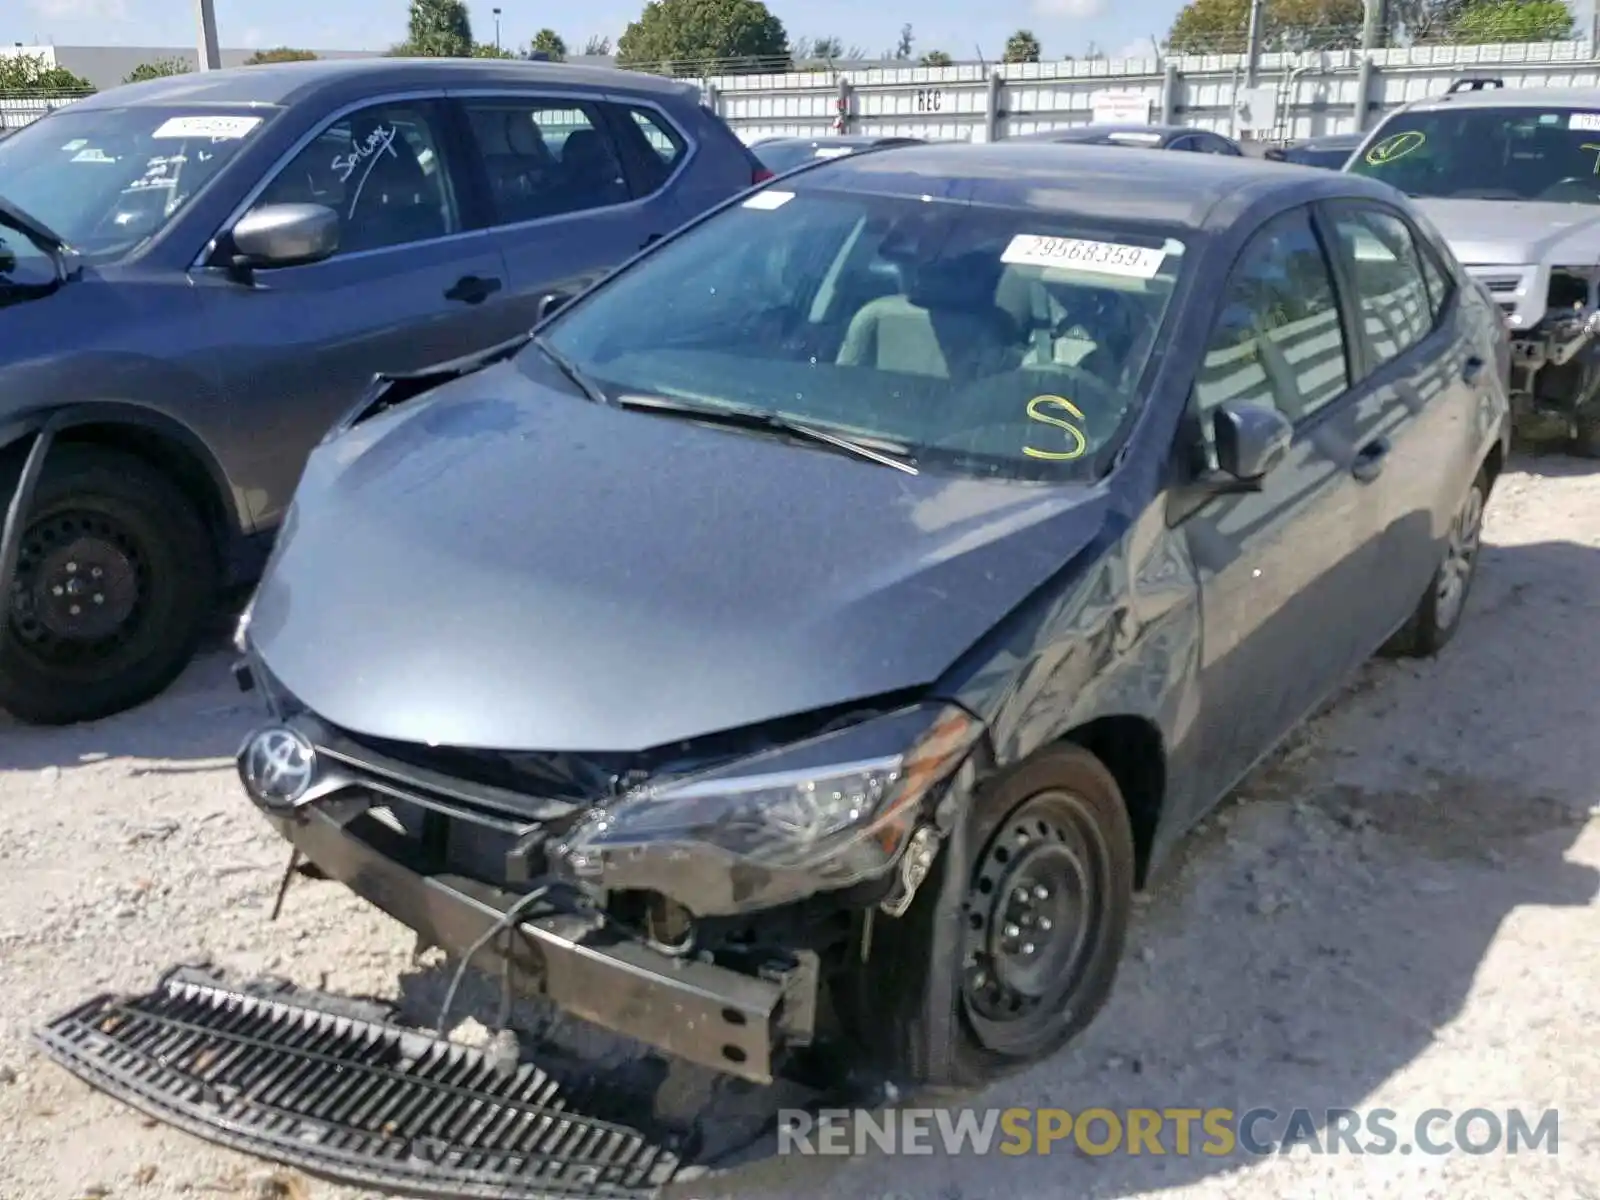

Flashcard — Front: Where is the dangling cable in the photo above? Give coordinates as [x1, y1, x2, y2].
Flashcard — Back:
[433, 885, 549, 1039]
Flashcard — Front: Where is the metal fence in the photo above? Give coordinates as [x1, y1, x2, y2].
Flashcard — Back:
[703, 38, 1600, 144]
[0, 90, 89, 130]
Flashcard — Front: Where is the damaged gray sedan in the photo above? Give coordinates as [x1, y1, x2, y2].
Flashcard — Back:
[233, 144, 1509, 1088]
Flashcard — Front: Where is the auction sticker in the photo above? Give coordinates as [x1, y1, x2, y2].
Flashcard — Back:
[1002, 234, 1165, 278]
[1571, 112, 1600, 131]
[743, 189, 795, 209]
[152, 115, 263, 140]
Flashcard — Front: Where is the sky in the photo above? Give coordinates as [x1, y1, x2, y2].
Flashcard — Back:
[8, 0, 1180, 63]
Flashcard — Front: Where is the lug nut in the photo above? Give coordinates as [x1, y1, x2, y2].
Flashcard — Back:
[1033, 885, 1049, 900]
[66, 562, 76, 572]
[1038, 917, 1053, 931]
[1013, 887, 1030, 903]
[1003, 923, 1020, 939]
[1022, 942, 1036, 955]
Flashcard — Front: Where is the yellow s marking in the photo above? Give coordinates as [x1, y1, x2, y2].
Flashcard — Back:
[1023, 394, 1088, 460]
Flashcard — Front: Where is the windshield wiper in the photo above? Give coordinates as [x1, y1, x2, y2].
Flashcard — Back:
[532, 334, 608, 406]
[612, 392, 920, 475]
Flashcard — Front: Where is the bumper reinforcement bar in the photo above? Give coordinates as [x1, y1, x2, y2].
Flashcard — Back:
[35, 968, 688, 1199]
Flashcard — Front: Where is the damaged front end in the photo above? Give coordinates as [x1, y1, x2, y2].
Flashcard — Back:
[1474, 263, 1600, 443]
[233, 656, 984, 1084]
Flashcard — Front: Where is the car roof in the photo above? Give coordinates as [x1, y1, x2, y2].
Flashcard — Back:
[758, 134, 919, 147]
[63, 57, 697, 112]
[1406, 84, 1600, 113]
[795, 141, 1392, 228]
[1014, 123, 1204, 142]
[1294, 132, 1363, 148]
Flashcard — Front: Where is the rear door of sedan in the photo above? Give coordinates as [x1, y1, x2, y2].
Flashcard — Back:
[1315, 198, 1485, 639]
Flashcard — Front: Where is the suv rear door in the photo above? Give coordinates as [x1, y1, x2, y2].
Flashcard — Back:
[448, 91, 698, 332]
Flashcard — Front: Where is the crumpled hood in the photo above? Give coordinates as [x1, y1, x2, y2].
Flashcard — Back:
[248, 358, 1111, 753]
[1415, 198, 1600, 266]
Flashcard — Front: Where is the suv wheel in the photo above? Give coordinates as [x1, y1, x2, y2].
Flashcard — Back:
[1, 445, 217, 725]
[834, 744, 1135, 1086]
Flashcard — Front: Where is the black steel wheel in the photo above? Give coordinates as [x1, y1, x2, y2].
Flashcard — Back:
[0, 444, 217, 724]
[831, 744, 1135, 1086]
[959, 789, 1115, 1058]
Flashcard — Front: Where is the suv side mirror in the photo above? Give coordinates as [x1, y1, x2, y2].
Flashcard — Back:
[229, 203, 339, 269]
[536, 291, 572, 323]
[1213, 401, 1292, 486]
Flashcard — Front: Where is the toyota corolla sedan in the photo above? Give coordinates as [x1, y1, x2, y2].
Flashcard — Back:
[233, 144, 1509, 1090]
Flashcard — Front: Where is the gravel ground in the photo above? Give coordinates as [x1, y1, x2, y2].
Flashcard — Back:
[2, 454, 1597, 1200]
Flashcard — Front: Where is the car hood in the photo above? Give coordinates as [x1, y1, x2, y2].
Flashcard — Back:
[248, 358, 1111, 753]
[1414, 198, 1600, 266]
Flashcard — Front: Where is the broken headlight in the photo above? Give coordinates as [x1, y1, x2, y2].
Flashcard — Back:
[553, 703, 982, 917]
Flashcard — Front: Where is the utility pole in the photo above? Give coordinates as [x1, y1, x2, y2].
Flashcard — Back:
[195, 0, 220, 69]
[493, 8, 502, 50]
[1360, 0, 1385, 49]
[1243, 0, 1263, 88]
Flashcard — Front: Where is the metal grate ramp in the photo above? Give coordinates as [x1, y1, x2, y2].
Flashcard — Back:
[34, 969, 687, 1199]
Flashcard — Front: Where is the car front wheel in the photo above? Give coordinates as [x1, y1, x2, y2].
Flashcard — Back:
[1, 445, 217, 725]
[835, 743, 1135, 1086]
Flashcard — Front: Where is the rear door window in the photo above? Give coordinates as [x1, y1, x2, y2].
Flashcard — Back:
[604, 104, 687, 194]
[459, 97, 631, 225]
[1324, 204, 1436, 365]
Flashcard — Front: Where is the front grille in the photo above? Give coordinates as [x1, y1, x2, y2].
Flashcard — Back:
[35, 969, 685, 1198]
[344, 732, 634, 805]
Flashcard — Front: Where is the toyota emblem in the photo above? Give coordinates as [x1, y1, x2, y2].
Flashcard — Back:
[239, 726, 318, 806]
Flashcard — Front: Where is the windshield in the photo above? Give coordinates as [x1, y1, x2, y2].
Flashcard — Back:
[1284, 145, 1353, 169]
[0, 106, 278, 258]
[1348, 105, 1600, 203]
[538, 185, 1188, 481]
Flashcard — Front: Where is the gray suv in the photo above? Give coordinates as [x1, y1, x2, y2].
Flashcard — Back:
[0, 58, 765, 725]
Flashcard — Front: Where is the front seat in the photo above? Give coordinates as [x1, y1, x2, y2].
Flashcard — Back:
[836, 250, 1024, 380]
[342, 122, 446, 252]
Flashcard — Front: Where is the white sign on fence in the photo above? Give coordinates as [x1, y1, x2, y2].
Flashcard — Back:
[1091, 90, 1153, 124]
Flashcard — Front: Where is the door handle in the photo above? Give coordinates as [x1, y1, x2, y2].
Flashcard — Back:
[1351, 436, 1390, 483]
[444, 275, 502, 305]
[1462, 355, 1486, 384]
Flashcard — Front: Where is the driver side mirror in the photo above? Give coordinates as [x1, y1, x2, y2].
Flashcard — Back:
[1213, 401, 1293, 487]
[536, 291, 572, 323]
[227, 203, 339, 270]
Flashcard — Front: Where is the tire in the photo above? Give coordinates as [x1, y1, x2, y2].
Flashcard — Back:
[834, 743, 1135, 1087]
[0, 444, 217, 724]
[1381, 465, 1488, 659]
[1573, 409, 1600, 459]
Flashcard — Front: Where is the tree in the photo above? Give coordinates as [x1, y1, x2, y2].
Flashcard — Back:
[894, 22, 914, 59]
[243, 47, 318, 64]
[1166, 0, 1363, 53]
[0, 51, 93, 94]
[473, 42, 516, 57]
[531, 29, 568, 59]
[1004, 29, 1042, 61]
[919, 49, 953, 65]
[615, 0, 790, 75]
[1453, 0, 1572, 39]
[401, 0, 474, 57]
[582, 34, 612, 54]
[812, 35, 843, 58]
[124, 57, 191, 84]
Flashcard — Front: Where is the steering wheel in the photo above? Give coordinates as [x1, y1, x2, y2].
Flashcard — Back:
[1535, 178, 1600, 202]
